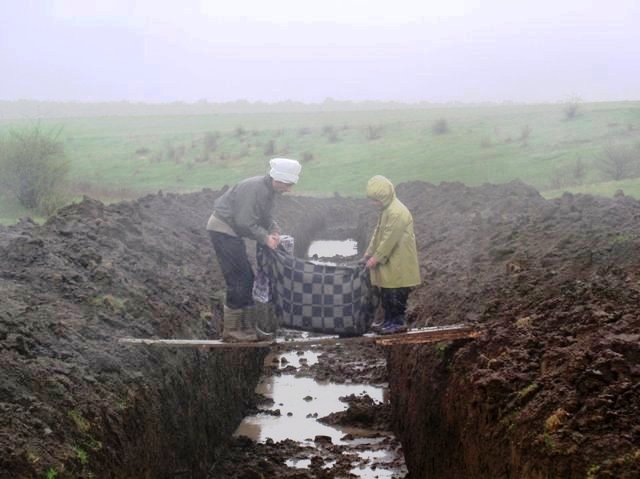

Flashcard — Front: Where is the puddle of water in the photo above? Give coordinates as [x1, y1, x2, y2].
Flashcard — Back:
[236, 375, 384, 444]
[307, 239, 358, 259]
[352, 463, 405, 479]
[285, 458, 311, 469]
[275, 349, 320, 368]
[234, 348, 407, 478]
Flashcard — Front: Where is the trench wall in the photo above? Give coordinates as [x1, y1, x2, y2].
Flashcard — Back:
[112, 347, 267, 478]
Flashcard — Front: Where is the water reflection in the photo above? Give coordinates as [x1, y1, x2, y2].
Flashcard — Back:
[234, 349, 407, 478]
[235, 375, 384, 444]
[307, 239, 358, 259]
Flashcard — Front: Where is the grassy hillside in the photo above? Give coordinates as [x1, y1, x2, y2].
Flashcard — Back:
[1, 101, 639, 223]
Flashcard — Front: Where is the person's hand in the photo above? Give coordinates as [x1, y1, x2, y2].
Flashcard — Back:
[365, 256, 378, 269]
[266, 234, 280, 250]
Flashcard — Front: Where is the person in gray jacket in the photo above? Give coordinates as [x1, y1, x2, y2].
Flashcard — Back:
[207, 158, 302, 342]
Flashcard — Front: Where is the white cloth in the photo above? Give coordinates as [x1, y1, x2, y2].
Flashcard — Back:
[269, 158, 301, 184]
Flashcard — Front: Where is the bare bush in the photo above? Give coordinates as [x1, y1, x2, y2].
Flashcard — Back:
[548, 158, 588, 190]
[204, 132, 218, 152]
[164, 141, 176, 162]
[573, 158, 586, 182]
[264, 139, 276, 156]
[175, 144, 186, 161]
[366, 125, 383, 141]
[563, 97, 582, 120]
[322, 125, 340, 143]
[432, 118, 449, 135]
[0, 126, 69, 213]
[598, 144, 639, 180]
[519, 125, 532, 143]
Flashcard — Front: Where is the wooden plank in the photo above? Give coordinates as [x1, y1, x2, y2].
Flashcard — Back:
[117, 337, 273, 349]
[117, 324, 479, 349]
[374, 326, 481, 346]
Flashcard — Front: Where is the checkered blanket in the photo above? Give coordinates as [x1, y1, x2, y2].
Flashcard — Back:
[257, 246, 373, 336]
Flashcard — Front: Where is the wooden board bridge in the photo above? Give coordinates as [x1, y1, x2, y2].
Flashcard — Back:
[118, 324, 480, 349]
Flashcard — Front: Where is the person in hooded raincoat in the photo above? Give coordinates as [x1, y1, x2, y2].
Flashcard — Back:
[207, 158, 302, 342]
[363, 175, 421, 334]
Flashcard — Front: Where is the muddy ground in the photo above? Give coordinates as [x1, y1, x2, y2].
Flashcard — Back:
[208, 340, 402, 479]
[1, 180, 639, 478]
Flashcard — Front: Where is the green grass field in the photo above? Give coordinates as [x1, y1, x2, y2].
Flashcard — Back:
[1, 101, 639, 224]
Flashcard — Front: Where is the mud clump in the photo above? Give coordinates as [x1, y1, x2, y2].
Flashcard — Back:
[319, 393, 392, 431]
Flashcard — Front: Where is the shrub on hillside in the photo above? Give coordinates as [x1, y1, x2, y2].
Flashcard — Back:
[563, 97, 582, 120]
[519, 125, 532, 143]
[432, 118, 449, 135]
[0, 126, 69, 214]
[366, 125, 383, 140]
[598, 144, 639, 180]
[203, 132, 218, 152]
[264, 139, 276, 156]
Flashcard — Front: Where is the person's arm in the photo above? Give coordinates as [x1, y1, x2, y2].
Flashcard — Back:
[233, 187, 270, 244]
[369, 212, 405, 265]
[364, 223, 378, 259]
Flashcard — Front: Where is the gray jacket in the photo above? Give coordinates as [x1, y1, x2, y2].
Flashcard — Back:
[208, 175, 279, 244]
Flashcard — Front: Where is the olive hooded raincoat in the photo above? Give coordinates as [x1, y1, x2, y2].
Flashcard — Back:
[365, 176, 421, 288]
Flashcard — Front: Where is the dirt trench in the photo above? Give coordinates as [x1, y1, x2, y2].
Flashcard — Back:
[1, 181, 639, 478]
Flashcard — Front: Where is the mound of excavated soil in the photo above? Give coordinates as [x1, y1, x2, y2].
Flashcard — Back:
[389, 181, 640, 478]
[2, 180, 639, 478]
[0, 189, 366, 478]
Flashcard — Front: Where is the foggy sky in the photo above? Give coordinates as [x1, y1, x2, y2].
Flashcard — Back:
[1, 0, 639, 104]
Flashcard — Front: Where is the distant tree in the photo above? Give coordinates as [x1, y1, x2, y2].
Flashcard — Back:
[175, 144, 186, 161]
[321, 124, 340, 143]
[203, 132, 218, 152]
[366, 125, 383, 141]
[519, 124, 532, 143]
[264, 139, 276, 156]
[573, 158, 586, 182]
[563, 97, 582, 120]
[322, 125, 335, 136]
[0, 126, 69, 214]
[164, 140, 176, 162]
[432, 118, 449, 135]
[598, 144, 639, 180]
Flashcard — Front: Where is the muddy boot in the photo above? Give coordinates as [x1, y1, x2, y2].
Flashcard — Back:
[223, 306, 257, 342]
[245, 306, 273, 342]
[255, 302, 278, 336]
[380, 317, 408, 336]
[370, 316, 385, 334]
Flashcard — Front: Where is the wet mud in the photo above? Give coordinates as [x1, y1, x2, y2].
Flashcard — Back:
[210, 341, 406, 478]
[1, 180, 639, 478]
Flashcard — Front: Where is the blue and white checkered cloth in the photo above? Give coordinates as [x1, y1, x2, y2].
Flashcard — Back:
[257, 246, 372, 336]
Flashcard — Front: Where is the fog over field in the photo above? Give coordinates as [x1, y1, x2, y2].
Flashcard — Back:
[1, 0, 639, 104]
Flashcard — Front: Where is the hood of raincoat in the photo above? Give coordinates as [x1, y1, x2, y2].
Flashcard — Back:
[366, 175, 395, 208]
